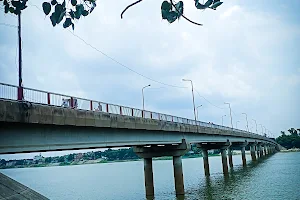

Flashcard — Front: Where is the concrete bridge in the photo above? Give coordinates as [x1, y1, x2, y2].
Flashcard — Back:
[0, 83, 280, 197]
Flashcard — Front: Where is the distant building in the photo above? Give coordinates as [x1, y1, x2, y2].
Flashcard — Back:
[75, 153, 83, 161]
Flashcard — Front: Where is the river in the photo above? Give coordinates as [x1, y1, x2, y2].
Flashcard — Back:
[1, 152, 300, 200]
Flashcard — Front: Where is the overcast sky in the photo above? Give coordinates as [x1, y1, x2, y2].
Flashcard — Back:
[0, 0, 299, 160]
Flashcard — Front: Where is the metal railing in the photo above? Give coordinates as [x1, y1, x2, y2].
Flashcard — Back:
[0, 82, 268, 140]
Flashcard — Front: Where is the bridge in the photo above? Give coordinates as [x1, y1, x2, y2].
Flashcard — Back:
[0, 82, 280, 197]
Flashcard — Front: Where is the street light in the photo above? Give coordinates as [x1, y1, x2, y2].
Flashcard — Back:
[222, 115, 226, 126]
[182, 79, 197, 122]
[242, 113, 249, 132]
[142, 84, 151, 111]
[259, 124, 263, 135]
[236, 120, 240, 128]
[252, 119, 258, 134]
[224, 102, 233, 128]
[196, 105, 203, 121]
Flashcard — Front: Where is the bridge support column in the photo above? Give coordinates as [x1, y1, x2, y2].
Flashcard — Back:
[221, 149, 229, 175]
[264, 146, 267, 156]
[260, 146, 264, 157]
[250, 145, 256, 161]
[228, 147, 233, 168]
[256, 145, 261, 158]
[241, 147, 247, 166]
[173, 156, 184, 195]
[134, 139, 190, 197]
[202, 149, 210, 176]
[144, 158, 154, 197]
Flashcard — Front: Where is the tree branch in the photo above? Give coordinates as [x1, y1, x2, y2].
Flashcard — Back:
[170, 0, 203, 26]
[121, 0, 143, 19]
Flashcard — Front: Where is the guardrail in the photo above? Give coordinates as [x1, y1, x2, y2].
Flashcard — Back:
[0, 82, 267, 139]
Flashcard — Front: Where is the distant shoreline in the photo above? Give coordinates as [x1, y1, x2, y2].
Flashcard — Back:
[0, 154, 223, 169]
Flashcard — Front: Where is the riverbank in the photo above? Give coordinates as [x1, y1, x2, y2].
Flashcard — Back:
[1, 153, 225, 169]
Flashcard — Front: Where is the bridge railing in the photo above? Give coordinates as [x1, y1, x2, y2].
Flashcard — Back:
[0, 82, 265, 139]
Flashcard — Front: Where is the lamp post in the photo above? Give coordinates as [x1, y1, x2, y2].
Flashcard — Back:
[142, 84, 151, 111]
[252, 119, 258, 134]
[242, 113, 249, 132]
[236, 120, 240, 128]
[258, 124, 263, 135]
[182, 79, 197, 122]
[224, 102, 233, 128]
[222, 115, 226, 126]
[196, 105, 203, 121]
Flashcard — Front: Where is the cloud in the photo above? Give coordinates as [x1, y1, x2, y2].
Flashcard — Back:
[220, 5, 241, 19]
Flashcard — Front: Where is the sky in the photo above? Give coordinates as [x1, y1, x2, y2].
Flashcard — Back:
[0, 0, 299, 160]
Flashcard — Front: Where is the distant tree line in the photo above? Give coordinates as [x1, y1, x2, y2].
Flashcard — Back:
[276, 128, 300, 149]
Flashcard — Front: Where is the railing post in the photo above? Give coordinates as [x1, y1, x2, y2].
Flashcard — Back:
[142, 110, 144, 118]
[172, 116, 173, 122]
[90, 101, 93, 111]
[17, 86, 23, 101]
[70, 97, 74, 108]
[106, 104, 109, 113]
[131, 108, 134, 116]
[120, 106, 122, 115]
[150, 112, 152, 119]
[47, 93, 50, 105]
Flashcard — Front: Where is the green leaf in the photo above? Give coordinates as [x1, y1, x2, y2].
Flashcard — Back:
[210, 1, 223, 9]
[161, 9, 169, 20]
[50, 12, 57, 26]
[69, 10, 75, 19]
[161, 1, 171, 11]
[42, 2, 51, 15]
[71, 23, 74, 30]
[4, 0, 9, 6]
[12, 1, 22, 9]
[204, 0, 213, 7]
[63, 18, 72, 28]
[9, 7, 15, 13]
[62, 0, 65, 7]
[175, 1, 183, 18]
[71, 0, 77, 6]
[51, 0, 57, 5]
[74, 4, 84, 19]
[4, 5, 9, 13]
[82, 10, 88, 16]
[166, 11, 178, 23]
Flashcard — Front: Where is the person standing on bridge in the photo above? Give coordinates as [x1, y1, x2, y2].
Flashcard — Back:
[95, 102, 102, 112]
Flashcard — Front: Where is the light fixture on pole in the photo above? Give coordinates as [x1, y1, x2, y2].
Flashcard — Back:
[182, 79, 197, 122]
[224, 102, 233, 128]
[196, 105, 202, 121]
[142, 84, 151, 111]
[222, 114, 226, 126]
[242, 113, 249, 132]
[236, 120, 240, 128]
[252, 119, 258, 134]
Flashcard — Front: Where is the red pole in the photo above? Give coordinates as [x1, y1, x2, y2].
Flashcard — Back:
[150, 112, 152, 119]
[70, 97, 74, 108]
[142, 110, 144, 118]
[172, 116, 173, 122]
[106, 104, 109, 113]
[120, 106, 122, 115]
[47, 93, 50, 105]
[131, 108, 134, 116]
[90, 101, 93, 111]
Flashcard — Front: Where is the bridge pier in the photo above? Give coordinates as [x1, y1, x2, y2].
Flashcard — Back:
[221, 149, 229, 175]
[228, 147, 233, 168]
[241, 146, 247, 166]
[250, 145, 256, 161]
[260, 145, 264, 157]
[144, 158, 154, 197]
[256, 145, 261, 158]
[134, 140, 189, 197]
[202, 149, 210, 176]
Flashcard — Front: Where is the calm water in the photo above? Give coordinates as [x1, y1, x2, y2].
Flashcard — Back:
[1, 152, 300, 200]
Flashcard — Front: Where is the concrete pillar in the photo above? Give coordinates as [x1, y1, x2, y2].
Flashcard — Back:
[228, 148, 233, 168]
[221, 149, 229, 175]
[250, 145, 256, 161]
[241, 147, 247, 166]
[144, 158, 154, 197]
[264, 146, 267, 156]
[173, 156, 184, 195]
[256, 145, 260, 158]
[260, 146, 264, 157]
[202, 149, 210, 176]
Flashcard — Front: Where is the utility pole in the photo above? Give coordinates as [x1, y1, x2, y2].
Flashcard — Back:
[224, 102, 233, 128]
[17, 12, 23, 100]
[182, 79, 197, 122]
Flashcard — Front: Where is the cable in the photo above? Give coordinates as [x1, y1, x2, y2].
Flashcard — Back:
[28, 2, 187, 89]
[0, 23, 17, 28]
[194, 89, 226, 110]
